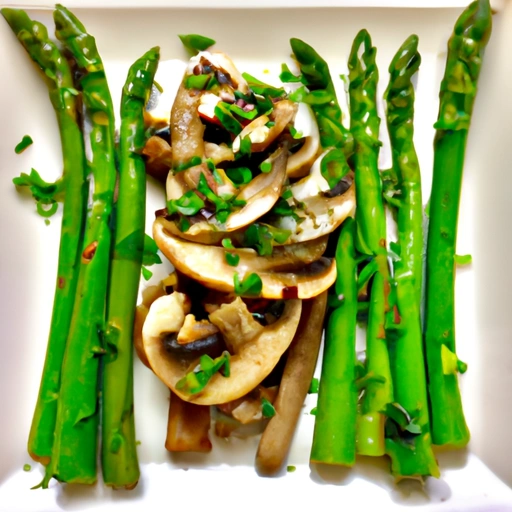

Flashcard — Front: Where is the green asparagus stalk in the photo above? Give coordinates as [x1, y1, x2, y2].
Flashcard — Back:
[1, 8, 87, 465]
[102, 47, 160, 489]
[383, 36, 439, 478]
[289, 38, 353, 153]
[348, 29, 392, 456]
[42, 5, 117, 485]
[425, 0, 492, 447]
[310, 218, 358, 466]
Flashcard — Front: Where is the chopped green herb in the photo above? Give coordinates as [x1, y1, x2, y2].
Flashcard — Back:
[281, 189, 293, 200]
[289, 125, 303, 139]
[225, 252, 240, 266]
[197, 173, 229, 213]
[212, 168, 224, 185]
[13, 168, 62, 203]
[260, 161, 272, 173]
[255, 95, 274, 116]
[244, 223, 273, 256]
[261, 397, 276, 418]
[265, 121, 276, 128]
[215, 103, 243, 135]
[23, 464, 31, 472]
[229, 103, 259, 120]
[185, 73, 211, 90]
[178, 34, 216, 54]
[308, 377, 319, 394]
[167, 190, 205, 216]
[141, 266, 153, 281]
[174, 156, 202, 173]
[287, 465, 296, 473]
[454, 254, 472, 266]
[279, 63, 302, 83]
[222, 238, 235, 249]
[226, 166, 252, 186]
[270, 198, 301, 222]
[234, 272, 263, 296]
[237, 135, 252, 158]
[310, 407, 318, 416]
[242, 72, 285, 98]
[36, 200, 58, 218]
[320, 148, 350, 189]
[215, 210, 230, 224]
[289, 85, 307, 103]
[15, 135, 33, 154]
[206, 75, 220, 91]
[268, 225, 291, 244]
[142, 234, 162, 266]
[177, 216, 191, 232]
[176, 352, 230, 395]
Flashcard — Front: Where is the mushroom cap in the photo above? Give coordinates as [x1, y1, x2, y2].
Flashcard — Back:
[143, 294, 302, 405]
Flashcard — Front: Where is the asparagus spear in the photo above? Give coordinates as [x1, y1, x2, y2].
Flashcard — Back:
[425, 0, 492, 447]
[1, 8, 87, 465]
[310, 218, 358, 466]
[289, 38, 353, 153]
[42, 5, 117, 485]
[383, 35, 439, 478]
[102, 46, 159, 489]
[348, 29, 393, 456]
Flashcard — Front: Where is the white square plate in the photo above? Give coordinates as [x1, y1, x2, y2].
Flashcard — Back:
[1, 2, 512, 511]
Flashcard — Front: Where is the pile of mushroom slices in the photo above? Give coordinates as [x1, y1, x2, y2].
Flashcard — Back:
[141, 51, 355, 413]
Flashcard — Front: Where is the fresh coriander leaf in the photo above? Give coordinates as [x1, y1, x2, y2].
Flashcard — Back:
[167, 190, 205, 216]
[141, 266, 153, 281]
[15, 135, 33, 154]
[260, 161, 272, 173]
[308, 377, 319, 394]
[178, 34, 216, 54]
[225, 252, 240, 266]
[233, 272, 262, 296]
[320, 148, 350, 189]
[226, 166, 252, 185]
[261, 397, 276, 418]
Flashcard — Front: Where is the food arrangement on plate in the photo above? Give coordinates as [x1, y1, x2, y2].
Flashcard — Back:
[2, 0, 492, 491]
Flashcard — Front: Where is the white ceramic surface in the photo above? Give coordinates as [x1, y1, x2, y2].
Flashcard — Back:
[0, 2, 511, 511]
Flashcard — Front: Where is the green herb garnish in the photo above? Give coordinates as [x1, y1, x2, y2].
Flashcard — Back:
[174, 156, 203, 173]
[222, 238, 235, 249]
[142, 234, 162, 266]
[237, 135, 252, 158]
[226, 166, 252, 186]
[197, 173, 229, 212]
[141, 267, 153, 281]
[281, 189, 293, 200]
[178, 34, 216, 54]
[243, 223, 273, 256]
[289, 125, 303, 139]
[454, 254, 472, 266]
[242, 72, 285, 98]
[15, 135, 33, 154]
[234, 272, 262, 296]
[261, 397, 276, 418]
[176, 352, 230, 395]
[167, 190, 205, 216]
[310, 407, 318, 416]
[279, 63, 302, 83]
[229, 103, 258, 120]
[308, 378, 319, 394]
[215, 103, 243, 135]
[185, 73, 211, 90]
[260, 161, 272, 173]
[225, 252, 240, 266]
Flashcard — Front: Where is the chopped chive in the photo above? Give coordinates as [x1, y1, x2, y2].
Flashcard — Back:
[176, 352, 230, 395]
[281, 189, 293, 200]
[261, 397, 276, 418]
[15, 135, 33, 154]
[174, 156, 202, 173]
[260, 161, 272, 173]
[177, 216, 191, 232]
[237, 136, 252, 158]
[212, 168, 224, 185]
[215, 103, 243, 135]
[265, 121, 276, 128]
[185, 73, 211, 90]
[178, 34, 216, 54]
[233, 272, 262, 296]
[167, 190, 205, 216]
[225, 252, 240, 266]
[289, 125, 303, 139]
[229, 103, 259, 120]
[242, 72, 285, 98]
[225, 166, 252, 185]
[222, 238, 235, 249]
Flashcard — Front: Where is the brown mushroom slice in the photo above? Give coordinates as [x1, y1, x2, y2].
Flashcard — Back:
[142, 135, 173, 183]
[143, 297, 302, 405]
[204, 142, 235, 165]
[286, 104, 321, 179]
[170, 82, 205, 167]
[233, 100, 297, 154]
[224, 146, 287, 232]
[154, 216, 329, 272]
[272, 182, 356, 244]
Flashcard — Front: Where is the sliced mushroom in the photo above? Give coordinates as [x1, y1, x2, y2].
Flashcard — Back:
[153, 221, 336, 299]
[154, 217, 329, 274]
[204, 142, 235, 165]
[224, 146, 287, 232]
[177, 314, 219, 345]
[143, 295, 302, 405]
[142, 135, 173, 183]
[286, 103, 321, 179]
[232, 100, 297, 154]
[290, 150, 331, 201]
[270, 180, 356, 244]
